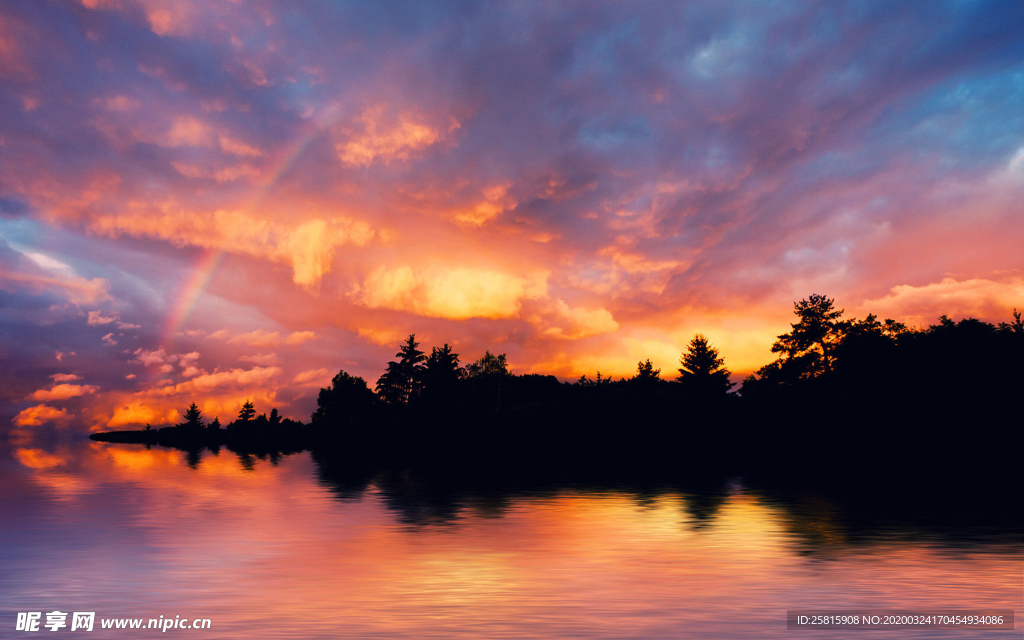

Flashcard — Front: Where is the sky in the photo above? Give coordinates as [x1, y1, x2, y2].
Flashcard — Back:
[1, 0, 1023, 430]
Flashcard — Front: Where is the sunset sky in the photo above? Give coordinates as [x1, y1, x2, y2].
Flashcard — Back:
[2, 0, 1023, 429]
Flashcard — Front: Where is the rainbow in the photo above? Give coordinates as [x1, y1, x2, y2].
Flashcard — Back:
[160, 117, 334, 349]
[161, 248, 226, 349]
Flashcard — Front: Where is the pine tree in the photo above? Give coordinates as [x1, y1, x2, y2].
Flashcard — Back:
[423, 343, 464, 401]
[237, 400, 256, 422]
[678, 334, 732, 396]
[634, 359, 661, 381]
[179, 402, 204, 429]
[376, 334, 427, 405]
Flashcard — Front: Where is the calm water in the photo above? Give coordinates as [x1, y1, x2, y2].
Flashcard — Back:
[1, 440, 1020, 639]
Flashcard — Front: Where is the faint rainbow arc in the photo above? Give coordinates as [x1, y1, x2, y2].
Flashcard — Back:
[161, 122, 328, 350]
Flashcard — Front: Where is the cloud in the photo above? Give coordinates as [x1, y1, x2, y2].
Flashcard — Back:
[101, 333, 117, 346]
[50, 373, 81, 382]
[857, 277, 1024, 327]
[103, 365, 285, 427]
[89, 211, 374, 288]
[29, 384, 99, 401]
[165, 116, 213, 148]
[13, 404, 72, 427]
[87, 310, 117, 325]
[219, 135, 263, 158]
[337, 106, 457, 166]
[239, 353, 279, 365]
[107, 402, 162, 428]
[293, 368, 331, 386]
[161, 366, 283, 394]
[225, 330, 316, 347]
[134, 348, 201, 370]
[452, 184, 518, 226]
[134, 348, 168, 366]
[541, 300, 620, 340]
[0, 272, 111, 305]
[1, 0, 1023, 411]
[285, 331, 316, 345]
[356, 327, 403, 346]
[353, 266, 549, 319]
[228, 330, 281, 347]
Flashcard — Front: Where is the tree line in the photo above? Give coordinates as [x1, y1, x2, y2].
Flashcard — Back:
[99, 293, 1021, 486]
[158, 293, 1024, 434]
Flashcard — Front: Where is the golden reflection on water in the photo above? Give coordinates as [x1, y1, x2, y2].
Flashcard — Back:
[2, 444, 1020, 639]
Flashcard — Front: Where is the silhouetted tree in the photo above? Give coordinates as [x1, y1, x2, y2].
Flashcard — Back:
[575, 372, 612, 387]
[376, 334, 427, 406]
[748, 294, 849, 388]
[425, 344, 463, 385]
[312, 369, 377, 425]
[772, 294, 846, 375]
[269, 408, 281, 426]
[466, 351, 508, 412]
[633, 359, 661, 381]
[178, 402, 204, 430]
[237, 400, 256, 422]
[998, 308, 1024, 335]
[466, 351, 508, 377]
[208, 417, 221, 431]
[375, 361, 405, 406]
[422, 343, 464, 404]
[678, 334, 731, 396]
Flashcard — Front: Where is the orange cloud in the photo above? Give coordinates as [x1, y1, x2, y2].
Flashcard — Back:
[453, 184, 518, 226]
[540, 300, 620, 340]
[89, 210, 374, 288]
[227, 330, 315, 347]
[293, 368, 331, 386]
[225, 329, 277, 346]
[165, 366, 283, 394]
[29, 384, 99, 401]
[857, 276, 1024, 327]
[13, 404, 72, 427]
[285, 331, 316, 345]
[51, 373, 81, 382]
[107, 402, 164, 428]
[104, 366, 285, 427]
[352, 266, 549, 319]
[337, 106, 457, 166]
[356, 327, 404, 346]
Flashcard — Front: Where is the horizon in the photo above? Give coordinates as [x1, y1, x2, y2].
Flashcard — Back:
[2, 1, 1023, 429]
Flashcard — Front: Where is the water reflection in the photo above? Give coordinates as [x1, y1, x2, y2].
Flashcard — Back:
[0, 440, 1020, 639]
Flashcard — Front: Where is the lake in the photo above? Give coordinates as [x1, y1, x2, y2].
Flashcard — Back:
[2, 439, 1020, 638]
